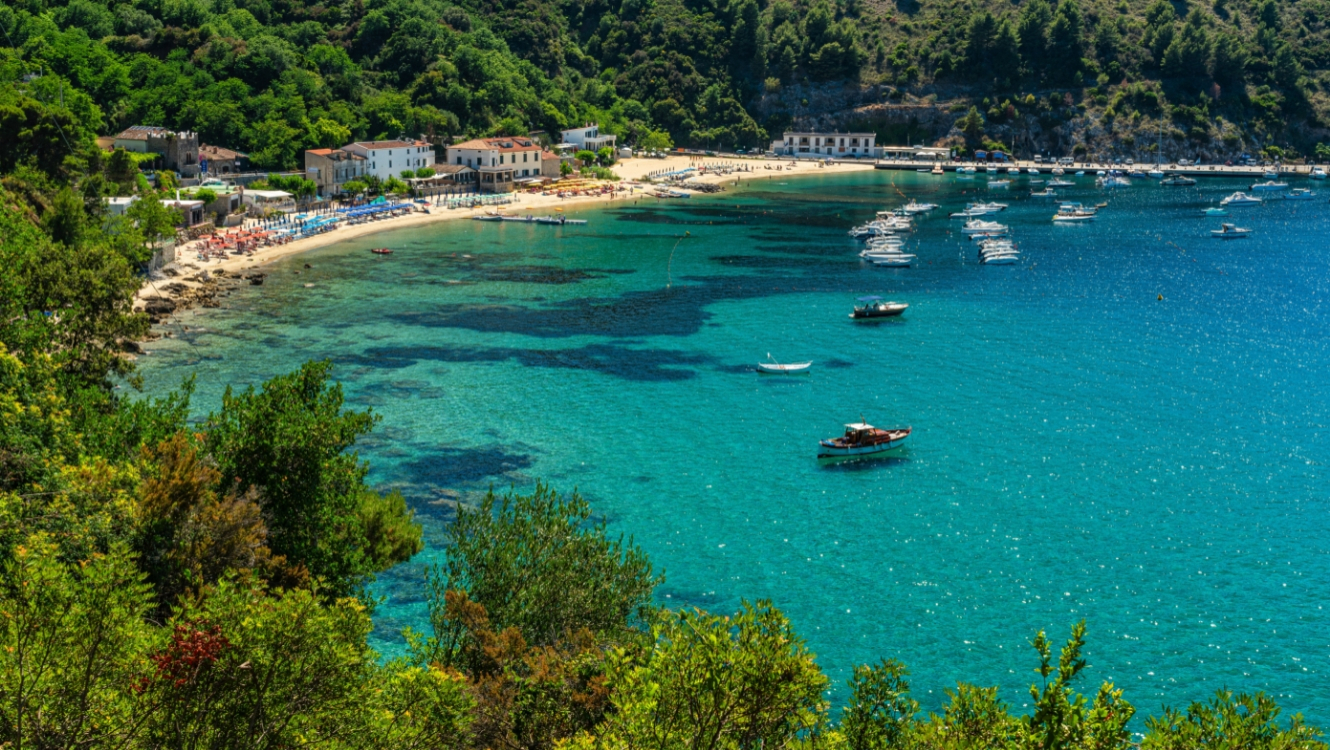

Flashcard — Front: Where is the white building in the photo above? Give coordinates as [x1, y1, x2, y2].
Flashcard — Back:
[769, 132, 877, 157]
[560, 125, 617, 152]
[341, 139, 434, 182]
[447, 136, 552, 192]
[103, 196, 139, 215]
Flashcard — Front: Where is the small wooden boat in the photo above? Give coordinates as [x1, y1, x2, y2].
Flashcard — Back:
[757, 354, 812, 375]
[371, 248, 393, 255]
[818, 421, 911, 458]
[851, 296, 908, 319]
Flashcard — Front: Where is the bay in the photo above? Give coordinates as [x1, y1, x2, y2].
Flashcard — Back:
[135, 169, 1330, 722]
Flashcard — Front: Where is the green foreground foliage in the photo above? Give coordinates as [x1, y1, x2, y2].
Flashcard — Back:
[0, 169, 1326, 747]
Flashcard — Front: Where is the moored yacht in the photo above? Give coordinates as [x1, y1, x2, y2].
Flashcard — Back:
[901, 200, 939, 214]
[1285, 188, 1315, 200]
[1311, 167, 1328, 180]
[962, 219, 1009, 235]
[1161, 175, 1196, 186]
[1220, 191, 1262, 206]
[1250, 180, 1288, 192]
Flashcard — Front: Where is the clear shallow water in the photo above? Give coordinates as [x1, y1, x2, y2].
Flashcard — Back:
[136, 171, 1330, 722]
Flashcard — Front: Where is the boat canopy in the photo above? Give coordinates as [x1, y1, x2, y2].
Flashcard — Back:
[845, 423, 875, 430]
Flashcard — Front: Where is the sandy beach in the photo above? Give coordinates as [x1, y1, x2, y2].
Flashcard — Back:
[136, 155, 874, 312]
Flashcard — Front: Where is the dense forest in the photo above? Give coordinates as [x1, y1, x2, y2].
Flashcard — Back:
[3, 0, 1330, 171]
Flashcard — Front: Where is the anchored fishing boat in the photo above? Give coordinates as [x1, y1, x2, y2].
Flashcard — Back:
[818, 421, 912, 458]
[371, 247, 393, 255]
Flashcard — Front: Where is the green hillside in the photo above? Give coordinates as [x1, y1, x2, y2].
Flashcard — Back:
[2, 0, 1328, 170]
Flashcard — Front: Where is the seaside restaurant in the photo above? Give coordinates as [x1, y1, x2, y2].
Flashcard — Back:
[878, 146, 952, 161]
[477, 166, 515, 193]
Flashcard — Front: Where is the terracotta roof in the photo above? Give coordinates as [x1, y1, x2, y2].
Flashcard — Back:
[308, 148, 365, 161]
[450, 137, 542, 152]
[116, 125, 172, 140]
[432, 163, 475, 174]
[200, 144, 248, 160]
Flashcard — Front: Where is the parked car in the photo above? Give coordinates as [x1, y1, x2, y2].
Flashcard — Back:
[1057, 156, 1074, 165]
[1033, 155, 1045, 163]
[1178, 159, 1192, 166]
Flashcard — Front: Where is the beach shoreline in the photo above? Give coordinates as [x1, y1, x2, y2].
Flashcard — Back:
[134, 156, 874, 326]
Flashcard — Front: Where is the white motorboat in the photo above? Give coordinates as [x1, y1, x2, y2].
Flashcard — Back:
[901, 201, 939, 214]
[931, 164, 944, 175]
[1250, 180, 1288, 192]
[1048, 179, 1074, 187]
[962, 220, 1009, 235]
[865, 251, 910, 261]
[1148, 169, 1165, 178]
[1053, 211, 1095, 222]
[1211, 223, 1251, 239]
[988, 179, 1011, 188]
[1030, 187, 1057, 198]
[865, 235, 905, 246]
[1097, 174, 1131, 187]
[1220, 192, 1262, 206]
[1074, 170, 1086, 176]
[986, 166, 999, 173]
[1007, 167, 1020, 174]
[982, 254, 1020, 265]
[1027, 168, 1040, 175]
[969, 201, 1009, 211]
[1311, 168, 1327, 180]
[818, 422, 911, 458]
[1161, 175, 1196, 186]
[1263, 170, 1279, 179]
[1058, 202, 1095, 214]
[1285, 188, 1315, 200]
[870, 256, 914, 267]
[850, 297, 909, 319]
[862, 248, 915, 258]
[1052, 168, 1065, 175]
[758, 355, 812, 374]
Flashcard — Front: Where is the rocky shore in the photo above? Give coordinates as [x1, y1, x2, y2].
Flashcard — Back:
[135, 266, 271, 328]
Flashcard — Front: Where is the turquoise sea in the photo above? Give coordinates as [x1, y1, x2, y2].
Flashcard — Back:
[136, 170, 1330, 722]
